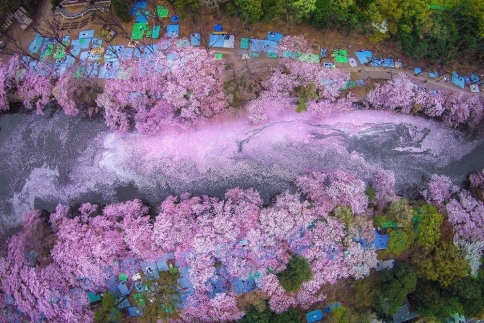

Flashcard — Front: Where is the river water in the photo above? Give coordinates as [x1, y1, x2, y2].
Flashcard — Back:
[0, 109, 483, 230]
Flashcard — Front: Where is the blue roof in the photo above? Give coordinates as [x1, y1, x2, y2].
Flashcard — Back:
[267, 31, 283, 42]
[355, 50, 372, 64]
[167, 24, 180, 38]
[452, 72, 465, 88]
[128, 306, 144, 317]
[306, 309, 323, 323]
[373, 230, 389, 249]
[190, 33, 201, 46]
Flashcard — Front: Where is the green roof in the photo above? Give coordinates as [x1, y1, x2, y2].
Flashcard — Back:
[87, 292, 101, 303]
[134, 293, 146, 307]
[333, 49, 348, 63]
[118, 273, 128, 281]
[240, 38, 249, 49]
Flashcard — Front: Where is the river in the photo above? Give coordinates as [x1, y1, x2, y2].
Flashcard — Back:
[0, 109, 483, 230]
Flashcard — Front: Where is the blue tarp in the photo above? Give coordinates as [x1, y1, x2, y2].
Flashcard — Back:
[470, 73, 480, 83]
[231, 278, 256, 295]
[179, 276, 194, 292]
[191, 33, 201, 46]
[134, 281, 145, 293]
[118, 281, 131, 295]
[370, 57, 395, 68]
[355, 50, 372, 64]
[267, 31, 283, 42]
[373, 230, 389, 249]
[143, 44, 158, 54]
[452, 72, 465, 89]
[79, 30, 95, 39]
[306, 310, 323, 323]
[104, 45, 123, 62]
[119, 258, 139, 275]
[141, 260, 160, 280]
[428, 71, 439, 78]
[116, 298, 131, 309]
[28, 34, 43, 54]
[249, 39, 277, 53]
[121, 47, 133, 60]
[167, 24, 179, 38]
[208, 275, 229, 298]
[209, 34, 225, 47]
[128, 307, 144, 317]
[130, 1, 147, 15]
[135, 14, 148, 23]
[214, 23, 223, 32]
[414, 67, 423, 75]
[171, 15, 179, 23]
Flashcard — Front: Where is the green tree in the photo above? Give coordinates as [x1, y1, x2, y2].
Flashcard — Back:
[272, 307, 302, 323]
[387, 226, 415, 256]
[386, 199, 414, 226]
[375, 262, 417, 315]
[409, 279, 462, 320]
[415, 204, 443, 250]
[417, 241, 470, 288]
[331, 206, 354, 228]
[261, 0, 285, 22]
[277, 256, 312, 293]
[450, 277, 484, 318]
[94, 292, 123, 323]
[111, 0, 132, 23]
[228, 0, 264, 23]
[143, 271, 181, 322]
[172, 0, 200, 15]
[238, 305, 272, 323]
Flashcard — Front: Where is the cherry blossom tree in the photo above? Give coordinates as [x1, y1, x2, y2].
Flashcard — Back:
[97, 38, 229, 133]
[245, 57, 353, 123]
[421, 174, 459, 204]
[372, 169, 397, 208]
[446, 191, 484, 243]
[366, 73, 417, 113]
[297, 170, 369, 214]
[367, 73, 484, 129]
[455, 239, 484, 277]
[277, 35, 311, 55]
[16, 64, 55, 114]
[469, 169, 484, 189]
[52, 72, 81, 116]
[0, 184, 381, 322]
[0, 59, 9, 111]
